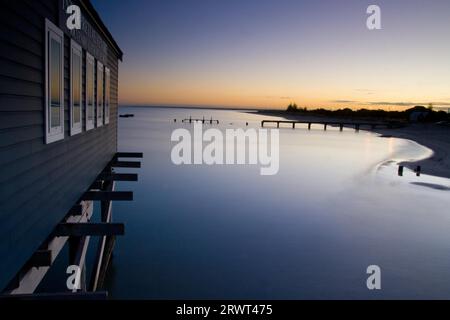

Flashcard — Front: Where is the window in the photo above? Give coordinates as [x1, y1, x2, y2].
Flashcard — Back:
[86, 53, 95, 130]
[45, 19, 64, 144]
[96, 61, 104, 127]
[70, 40, 82, 135]
[105, 67, 110, 124]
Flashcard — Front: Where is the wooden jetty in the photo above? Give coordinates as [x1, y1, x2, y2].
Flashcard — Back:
[182, 116, 219, 124]
[1, 152, 143, 298]
[261, 120, 396, 131]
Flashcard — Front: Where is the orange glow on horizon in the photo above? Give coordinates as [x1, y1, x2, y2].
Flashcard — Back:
[119, 78, 449, 111]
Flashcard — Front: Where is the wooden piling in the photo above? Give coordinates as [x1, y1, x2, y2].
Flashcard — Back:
[340, 124, 343, 131]
[398, 165, 404, 176]
[416, 166, 421, 177]
[308, 123, 311, 130]
[183, 118, 219, 124]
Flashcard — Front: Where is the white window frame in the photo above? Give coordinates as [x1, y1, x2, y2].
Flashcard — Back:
[86, 52, 95, 131]
[96, 61, 104, 127]
[45, 19, 64, 144]
[104, 67, 110, 125]
[70, 40, 82, 136]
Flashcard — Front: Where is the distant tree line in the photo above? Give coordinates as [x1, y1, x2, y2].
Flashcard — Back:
[285, 103, 449, 123]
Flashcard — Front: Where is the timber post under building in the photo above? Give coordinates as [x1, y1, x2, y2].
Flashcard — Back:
[0, 0, 141, 298]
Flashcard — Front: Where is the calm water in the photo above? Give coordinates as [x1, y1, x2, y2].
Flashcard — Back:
[105, 107, 450, 299]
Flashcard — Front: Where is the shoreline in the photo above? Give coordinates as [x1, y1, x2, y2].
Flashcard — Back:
[373, 125, 450, 179]
[254, 110, 450, 179]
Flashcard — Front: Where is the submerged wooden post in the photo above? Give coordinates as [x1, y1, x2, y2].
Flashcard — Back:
[398, 165, 404, 176]
[292, 122, 295, 129]
[340, 124, 343, 131]
[277, 122, 280, 128]
[308, 123, 311, 130]
[416, 166, 421, 177]
[324, 123, 327, 131]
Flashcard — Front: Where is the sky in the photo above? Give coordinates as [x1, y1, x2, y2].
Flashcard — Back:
[91, 0, 450, 110]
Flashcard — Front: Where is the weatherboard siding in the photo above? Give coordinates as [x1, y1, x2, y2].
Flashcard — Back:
[0, 0, 119, 290]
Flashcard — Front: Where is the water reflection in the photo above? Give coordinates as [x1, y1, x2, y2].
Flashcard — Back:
[106, 107, 450, 299]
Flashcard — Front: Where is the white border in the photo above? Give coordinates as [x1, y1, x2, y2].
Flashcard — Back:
[86, 52, 95, 131]
[104, 67, 110, 125]
[96, 61, 104, 127]
[45, 19, 64, 144]
[70, 39, 82, 136]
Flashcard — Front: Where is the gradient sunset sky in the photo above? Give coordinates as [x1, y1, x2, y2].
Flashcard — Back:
[92, 0, 450, 110]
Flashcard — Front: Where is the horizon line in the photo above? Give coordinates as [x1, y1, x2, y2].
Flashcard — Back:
[118, 104, 450, 112]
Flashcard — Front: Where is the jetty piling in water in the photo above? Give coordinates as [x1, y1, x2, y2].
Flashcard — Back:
[398, 165, 404, 176]
[416, 166, 421, 176]
[181, 117, 219, 124]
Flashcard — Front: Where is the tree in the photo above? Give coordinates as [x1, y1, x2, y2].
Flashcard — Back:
[286, 102, 298, 112]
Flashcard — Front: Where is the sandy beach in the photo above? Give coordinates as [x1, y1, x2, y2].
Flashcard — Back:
[255, 110, 450, 179]
[373, 124, 450, 179]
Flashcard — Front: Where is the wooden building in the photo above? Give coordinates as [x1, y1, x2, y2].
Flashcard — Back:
[0, 0, 141, 298]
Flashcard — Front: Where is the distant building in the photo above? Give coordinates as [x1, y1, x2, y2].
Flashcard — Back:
[0, 0, 140, 297]
[409, 111, 429, 122]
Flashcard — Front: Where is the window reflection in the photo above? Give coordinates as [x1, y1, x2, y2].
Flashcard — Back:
[87, 58, 94, 121]
[50, 38, 61, 128]
[72, 51, 81, 124]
